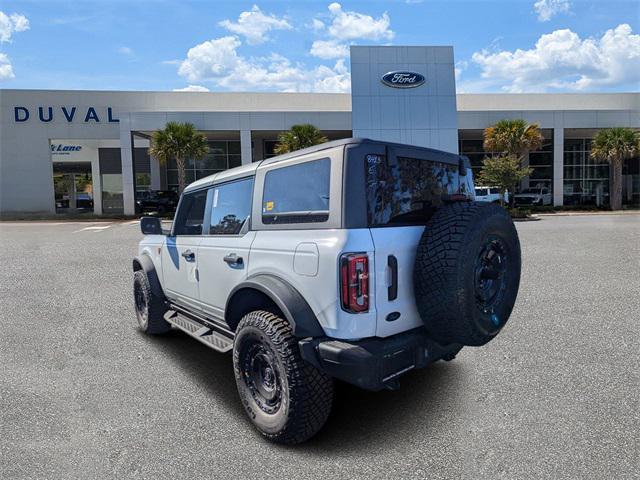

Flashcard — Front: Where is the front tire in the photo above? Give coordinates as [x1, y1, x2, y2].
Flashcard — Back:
[133, 270, 170, 334]
[233, 310, 333, 444]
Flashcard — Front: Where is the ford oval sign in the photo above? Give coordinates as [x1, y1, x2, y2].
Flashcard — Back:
[381, 71, 425, 89]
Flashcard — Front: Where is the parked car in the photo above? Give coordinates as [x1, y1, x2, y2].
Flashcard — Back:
[475, 186, 508, 204]
[514, 187, 552, 206]
[55, 192, 93, 210]
[136, 190, 179, 214]
[132, 138, 522, 444]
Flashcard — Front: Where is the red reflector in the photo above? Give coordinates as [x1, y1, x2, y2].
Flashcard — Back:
[340, 253, 369, 313]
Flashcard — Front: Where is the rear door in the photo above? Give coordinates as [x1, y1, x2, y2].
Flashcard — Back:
[365, 147, 462, 337]
[197, 177, 255, 321]
[161, 189, 208, 311]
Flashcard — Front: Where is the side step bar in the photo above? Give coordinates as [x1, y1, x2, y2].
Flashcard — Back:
[164, 309, 234, 353]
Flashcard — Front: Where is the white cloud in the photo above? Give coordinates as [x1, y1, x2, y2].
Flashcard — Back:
[219, 5, 291, 45]
[0, 11, 29, 43]
[471, 24, 640, 92]
[533, 0, 570, 22]
[118, 46, 134, 56]
[325, 3, 393, 41]
[308, 3, 394, 59]
[310, 18, 325, 31]
[310, 39, 349, 59]
[0, 52, 14, 80]
[178, 36, 243, 82]
[173, 85, 210, 92]
[177, 35, 350, 92]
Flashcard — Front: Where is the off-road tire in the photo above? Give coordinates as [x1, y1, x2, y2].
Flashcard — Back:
[233, 310, 333, 444]
[414, 202, 521, 346]
[133, 270, 170, 334]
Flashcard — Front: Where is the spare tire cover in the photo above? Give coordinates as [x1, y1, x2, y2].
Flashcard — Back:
[413, 202, 521, 346]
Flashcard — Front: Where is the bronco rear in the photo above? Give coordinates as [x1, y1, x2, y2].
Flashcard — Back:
[133, 138, 521, 444]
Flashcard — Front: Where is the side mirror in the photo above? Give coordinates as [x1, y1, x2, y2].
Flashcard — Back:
[140, 217, 165, 235]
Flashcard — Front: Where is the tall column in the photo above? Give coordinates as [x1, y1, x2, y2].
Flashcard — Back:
[240, 129, 252, 165]
[120, 117, 136, 215]
[553, 127, 564, 206]
[91, 151, 103, 215]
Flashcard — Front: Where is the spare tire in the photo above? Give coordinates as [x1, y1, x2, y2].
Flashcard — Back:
[414, 202, 521, 346]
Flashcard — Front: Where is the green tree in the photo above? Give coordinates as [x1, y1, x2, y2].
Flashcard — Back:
[483, 119, 544, 159]
[590, 127, 640, 210]
[148, 122, 209, 193]
[482, 119, 544, 207]
[478, 155, 533, 207]
[274, 124, 328, 155]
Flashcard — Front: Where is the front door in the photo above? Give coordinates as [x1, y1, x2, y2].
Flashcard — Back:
[197, 177, 255, 321]
[161, 189, 208, 311]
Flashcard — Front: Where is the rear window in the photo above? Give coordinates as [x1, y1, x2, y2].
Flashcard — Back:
[262, 158, 330, 224]
[366, 154, 459, 226]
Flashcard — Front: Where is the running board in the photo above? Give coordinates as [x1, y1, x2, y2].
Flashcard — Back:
[164, 310, 234, 353]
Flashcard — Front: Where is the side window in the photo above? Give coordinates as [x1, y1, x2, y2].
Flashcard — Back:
[209, 178, 254, 235]
[173, 190, 207, 235]
[262, 158, 331, 224]
[490, 188, 500, 194]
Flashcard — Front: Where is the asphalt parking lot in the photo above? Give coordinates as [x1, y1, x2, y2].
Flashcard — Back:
[0, 214, 638, 479]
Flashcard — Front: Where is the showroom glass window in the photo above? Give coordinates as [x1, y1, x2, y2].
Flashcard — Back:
[209, 178, 254, 235]
[459, 129, 554, 192]
[262, 158, 330, 224]
[166, 141, 241, 190]
[563, 138, 610, 206]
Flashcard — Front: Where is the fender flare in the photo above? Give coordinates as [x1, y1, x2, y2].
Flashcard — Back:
[226, 274, 325, 338]
[132, 255, 165, 301]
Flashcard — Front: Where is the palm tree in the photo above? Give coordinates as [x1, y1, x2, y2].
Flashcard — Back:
[148, 122, 209, 193]
[274, 124, 328, 155]
[482, 119, 544, 207]
[590, 128, 640, 210]
[483, 119, 544, 159]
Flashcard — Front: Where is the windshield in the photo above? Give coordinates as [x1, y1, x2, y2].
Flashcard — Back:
[366, 154, 459, 226]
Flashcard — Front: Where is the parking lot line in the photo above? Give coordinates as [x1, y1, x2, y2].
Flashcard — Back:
[72, 224, 112, 233]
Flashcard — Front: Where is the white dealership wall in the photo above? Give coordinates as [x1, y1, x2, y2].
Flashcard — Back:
[0, 43, 638, 215]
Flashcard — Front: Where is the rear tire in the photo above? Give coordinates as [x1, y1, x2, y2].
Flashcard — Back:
[414, 202, 521, 346]
[233, 310, 333, 444]
[133, 270, 170, 334]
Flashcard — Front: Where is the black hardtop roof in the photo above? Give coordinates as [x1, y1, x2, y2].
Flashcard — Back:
[260, 137, 463, 166]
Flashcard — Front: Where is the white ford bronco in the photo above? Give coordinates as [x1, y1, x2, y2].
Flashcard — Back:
[133, 138, 521, 444]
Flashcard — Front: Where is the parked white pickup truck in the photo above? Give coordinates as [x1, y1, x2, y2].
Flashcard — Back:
[475, 186, 508, 204]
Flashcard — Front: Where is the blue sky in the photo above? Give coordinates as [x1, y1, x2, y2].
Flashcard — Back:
[0, 0, 638, 93]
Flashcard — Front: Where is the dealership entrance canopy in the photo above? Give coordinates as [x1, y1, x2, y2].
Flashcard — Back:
[1, 46, 638, 215]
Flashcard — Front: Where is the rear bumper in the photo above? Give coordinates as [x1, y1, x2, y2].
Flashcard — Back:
[299, 329, 462, 391]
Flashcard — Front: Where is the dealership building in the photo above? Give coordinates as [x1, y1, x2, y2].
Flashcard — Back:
[1, 46, 638, 216]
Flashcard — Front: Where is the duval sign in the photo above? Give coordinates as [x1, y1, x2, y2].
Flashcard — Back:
[14, 106, 119, 123]
[381, 71, 425, 88]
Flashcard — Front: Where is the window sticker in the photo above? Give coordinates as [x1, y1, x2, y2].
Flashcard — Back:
[265, 201, 274, 212]
[213, 188, 219, 208]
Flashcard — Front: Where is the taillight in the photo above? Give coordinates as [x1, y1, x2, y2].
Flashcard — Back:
[340, 253, 369, 313]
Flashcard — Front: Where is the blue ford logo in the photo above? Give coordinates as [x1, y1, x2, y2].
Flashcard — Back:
[381, 71, 425, 88]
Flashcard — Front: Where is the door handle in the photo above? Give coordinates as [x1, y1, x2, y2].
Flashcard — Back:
[223, 253, 243, 266]
[181, 249, 195, 261]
